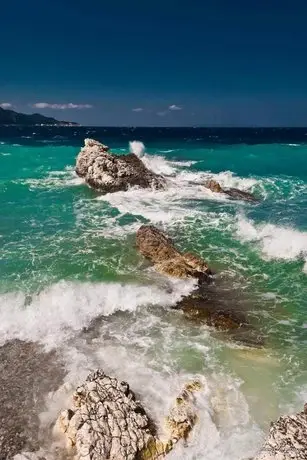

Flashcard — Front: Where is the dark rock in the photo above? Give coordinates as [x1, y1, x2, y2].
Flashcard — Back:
[136, 226, 262, 344]
[204, 179, 259, 203]
[0, 340, 64, 459]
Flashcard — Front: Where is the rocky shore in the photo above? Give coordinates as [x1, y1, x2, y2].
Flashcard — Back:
[13, 369, 307, 460]
[0, 340, 64, 460]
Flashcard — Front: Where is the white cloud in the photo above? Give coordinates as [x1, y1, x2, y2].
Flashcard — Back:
[0, 103, 12, 109]
[169, 104, 182, 111]
[32, 102, 93, 110]
[132, 107, 143, 112]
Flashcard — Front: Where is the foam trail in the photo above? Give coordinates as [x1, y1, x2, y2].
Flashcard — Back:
[236, 214, 307, 272]
[0, 279, 195, 348]
[18, 167, 84, 189]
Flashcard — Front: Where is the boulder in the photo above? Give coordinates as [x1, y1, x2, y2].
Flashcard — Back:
[136, 225, 212, 283]
[204, 179, 259, 202]
[254, 404, 307, 460]
[75, 139, 166, 193]
[54, 370, 201, 460]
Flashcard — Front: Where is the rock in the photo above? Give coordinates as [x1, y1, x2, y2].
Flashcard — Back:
[55, 370, 201, 460]
[136, 225, 212, 283]
[136, 226, 263, 344]
[254, 404, 307, 460]
[225, 188, 260, 202]
[75, 139, 166, 193]
[165, 381, 200, 443]
[136, 225, 258, 340]
[0, 339, 64, 460]
[174, 284, 264, 346]
[205, 179, 223, 193]
[178, 294, 246, 330]
[204, 179, 259, 202]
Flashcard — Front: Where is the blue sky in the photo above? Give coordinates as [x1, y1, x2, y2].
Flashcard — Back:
[1, 0, 307, 126]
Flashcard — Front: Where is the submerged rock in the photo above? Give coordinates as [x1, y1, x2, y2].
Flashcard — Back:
[255, 404, 307, 460]
[75, 139, 166, 193]
[136, 225, 212, 283]
[136, 225, 263, 344]
[205, 179, 259, 202]
[54, 369, 200, 460]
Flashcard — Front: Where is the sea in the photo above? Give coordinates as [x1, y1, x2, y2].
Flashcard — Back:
[0, 126, 307, 459]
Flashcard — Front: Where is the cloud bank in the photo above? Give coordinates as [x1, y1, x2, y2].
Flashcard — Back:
[0, 103, 12, 109]
[32, 102, 93, 110]
[132, 107, 143, 112]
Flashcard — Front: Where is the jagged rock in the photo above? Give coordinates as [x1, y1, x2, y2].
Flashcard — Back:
[75, 139, 166, 193]
[54, 370, 201, 460]
[165, 381, 201, 443]
[205, 179, 259, 202]
[136, 225, 212, 283]
[254, 404, 307, 460]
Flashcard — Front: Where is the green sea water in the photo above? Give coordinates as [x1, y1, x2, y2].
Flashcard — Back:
[0, 129, 307, 459]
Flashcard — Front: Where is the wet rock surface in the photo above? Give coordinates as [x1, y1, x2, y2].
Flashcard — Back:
[0, 340, 64, 460]
[255, 404, 307, 460]
[54, 369, 200, 460]
[205, 179, 259, 202]
[174, 283, 264, 347]
[136, 225, 263, 343]
[136, 225, 212, 283]
[76, 139, 166, 193]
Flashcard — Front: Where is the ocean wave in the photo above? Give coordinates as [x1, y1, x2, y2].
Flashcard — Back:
[0, 279, 195, 348]
[236, 214, 307, 272]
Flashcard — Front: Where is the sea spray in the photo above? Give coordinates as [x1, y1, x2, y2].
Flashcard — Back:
[236, 213, 307, 272]
[129, 140, 145, 157]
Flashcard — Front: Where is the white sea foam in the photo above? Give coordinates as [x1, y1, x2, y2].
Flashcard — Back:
[0, 278, 195, 348]
[236, 214, 307, 272]
[96, 141, 263, 226]
[19, 167, 84, 189]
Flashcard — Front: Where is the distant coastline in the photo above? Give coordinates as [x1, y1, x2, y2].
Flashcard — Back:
[0, 107, 79, 126]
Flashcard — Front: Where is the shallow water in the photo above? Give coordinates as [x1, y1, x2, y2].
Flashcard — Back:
[0, 127, 307, 459]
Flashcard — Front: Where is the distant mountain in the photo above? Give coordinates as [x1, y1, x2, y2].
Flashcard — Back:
[0, 107, 79, 126]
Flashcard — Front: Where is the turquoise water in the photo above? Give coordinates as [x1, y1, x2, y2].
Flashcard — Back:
[0, 129, 307, 459]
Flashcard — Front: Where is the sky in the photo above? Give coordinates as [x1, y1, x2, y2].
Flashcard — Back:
[1, 0, 307, 126]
